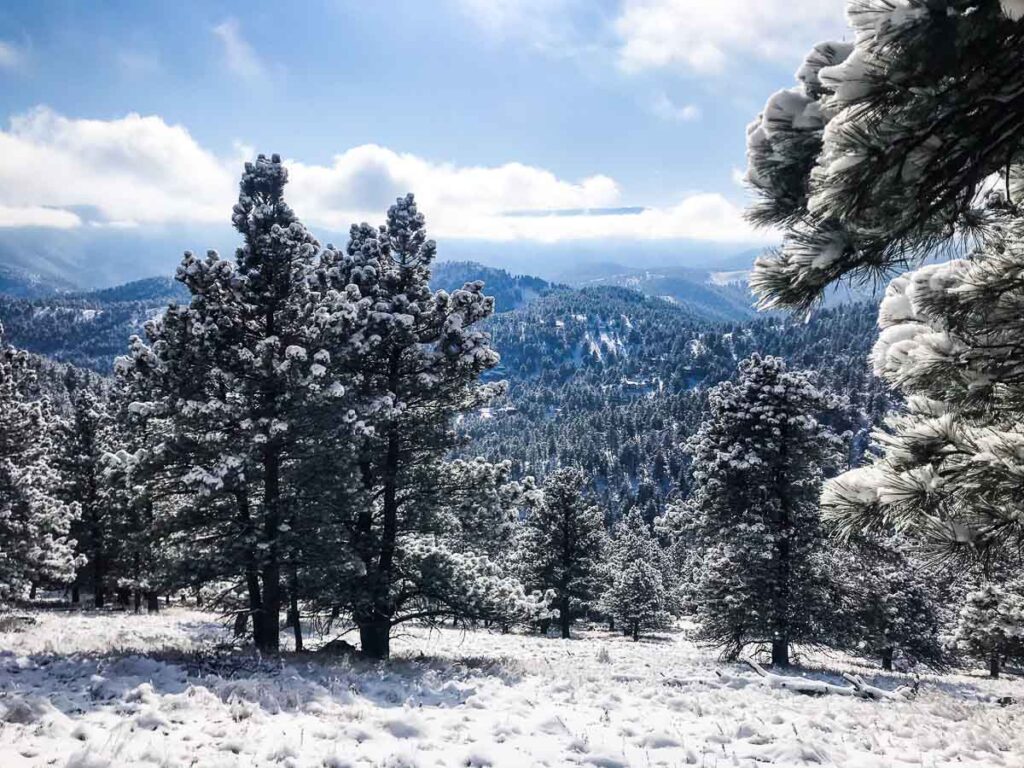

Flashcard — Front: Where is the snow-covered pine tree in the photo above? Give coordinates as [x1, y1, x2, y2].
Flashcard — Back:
[444, 458, 527, 563]
[119, 155, 360, 651]
[746, 2, 1024, 567]
[516, 467, 607, 639]
[686, 354, 841, 666]
[954, 579, 1024, 678]
[56, 380, 116, 607]
[839, 534, 946, 670]
[315, 195, 531, 659]
[601, 509, 671, 641]
[747, 1, 1024, 312]
[821, 245, 1024, 561]
[100, 376, 177, 615]
[0, 326, 78, 603]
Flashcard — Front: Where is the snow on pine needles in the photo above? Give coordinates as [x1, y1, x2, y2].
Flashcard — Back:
[1, 609, 1022, 768]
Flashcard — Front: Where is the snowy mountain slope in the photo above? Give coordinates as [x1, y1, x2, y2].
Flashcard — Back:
[565, 264, 756, 322]
[430, 261, 566, 313]
[0, 278, 188, 371]
[0, 609, 1019, 768]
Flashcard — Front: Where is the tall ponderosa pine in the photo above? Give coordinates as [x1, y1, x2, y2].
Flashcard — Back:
[746, 2, 1024, 563]
[323, 195, 523, 659]
[0, 327, 78, 602]
[120, 155, 359, 652]
[686, 354, 840, 666]
[56, 381, 115, 607]
[102, 381, 173, 614]
[516, 467, 607, 639]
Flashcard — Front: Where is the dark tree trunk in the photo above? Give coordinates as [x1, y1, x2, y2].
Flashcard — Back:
[93, 553, 106, 608]
[233, 612, 249, 638]
[246, 562, 264, 647]
[289, 588, 303, 652]
[29, 583, 36, 600]
[771, 638, 790, 668]
[116, 587, 130, 608]
[260, 563, 281, 653]
[236, 491, 267, 651]
[354, 413, 401, 661]
[990, 653, 1000, 679]
[146, 592, 159, 614]
[359, 620, 391, 660]
[539, 618, 551, 635]
[194, 587, 203, 608]
[608, 617, 615, 632]
[559, 595, 571, 639]
[71, 584, 80, 605]
[259, 448, 282, 654]
[882, 647, 893, 671]
[632, 621, 639, 642]
[770, 442, 793, 671]
[133, 590, 141, 614]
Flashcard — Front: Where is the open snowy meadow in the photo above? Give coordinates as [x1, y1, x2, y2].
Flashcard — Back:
[0, 608, 1021, 768]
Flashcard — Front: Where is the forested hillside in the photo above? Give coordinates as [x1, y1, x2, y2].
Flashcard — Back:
[0, 262, 557, 371]
[566, 264, 756, 321]
[0, 262, 886, 529]
[466, 288, 887, 522]
[0, 278, 187, 371]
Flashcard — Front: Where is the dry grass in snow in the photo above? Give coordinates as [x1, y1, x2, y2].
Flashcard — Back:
[0, 608, 1021, 767]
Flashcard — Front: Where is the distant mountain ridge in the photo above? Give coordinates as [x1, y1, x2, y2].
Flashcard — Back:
[0, 261, 567, 371]
[429, 261, 566, 313]
[0, 264, 77, 298]
[561, 263, 756, 322]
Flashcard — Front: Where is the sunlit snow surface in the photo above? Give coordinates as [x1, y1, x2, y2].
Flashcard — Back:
[1, 609, 1022, 767]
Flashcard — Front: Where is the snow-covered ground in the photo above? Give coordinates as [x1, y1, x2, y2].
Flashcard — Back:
[1, 609, 1022, 767]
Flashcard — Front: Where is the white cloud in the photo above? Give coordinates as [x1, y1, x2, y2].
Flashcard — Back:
[212, 18, 264, 81]
[287, 144, 766, 242]
[652, 93, 701, 122]
[0, 107, 235, 227]
[432, 193, 767, 243]
[285, 144, 620, 233]
[615, 0, 848, 74]
[0, 204, 80, 229]
[0, 41, 24, 70]
[0, 107, 769, 244]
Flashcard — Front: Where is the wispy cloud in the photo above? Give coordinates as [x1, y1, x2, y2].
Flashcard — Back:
[117, 49, 162, 78]
[0, 40, 25, 71]
[0, 107, 769, 244]
[452, 0, 600, 57]
[615, 0, 848, 74]
[212, 18, 264, 81]
[651, 93, 701, 123]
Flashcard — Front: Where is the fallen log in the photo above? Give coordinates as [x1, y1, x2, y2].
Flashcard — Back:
[742, 658, 917, 701]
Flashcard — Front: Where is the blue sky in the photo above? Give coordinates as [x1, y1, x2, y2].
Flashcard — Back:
[0, 1, 852, 279]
